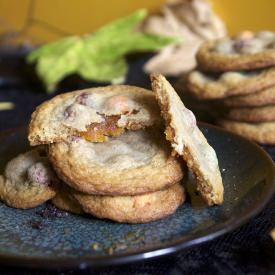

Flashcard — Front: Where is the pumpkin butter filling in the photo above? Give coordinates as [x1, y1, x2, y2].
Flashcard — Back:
[165, 126, 175, 142]
[61, 92, 148, 142]
[164, 126, 178, 156]
[78, 115, 124, 142]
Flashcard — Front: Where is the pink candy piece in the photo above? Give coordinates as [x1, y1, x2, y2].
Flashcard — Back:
[103, 95, 134, 114]
[71, 136, 81, 142]
[76, 93, 89, 105]
[64, 105, 76, 120]
[27, 162, 52, 185]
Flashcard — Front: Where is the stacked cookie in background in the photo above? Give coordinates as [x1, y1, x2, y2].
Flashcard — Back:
[179, 31, 275, 144]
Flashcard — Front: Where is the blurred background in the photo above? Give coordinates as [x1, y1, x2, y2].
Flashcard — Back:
[1, 0, 275, 139]
[0, 0, 274, 44]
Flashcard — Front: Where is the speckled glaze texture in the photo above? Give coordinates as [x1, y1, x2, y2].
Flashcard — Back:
[0, 124, 274, 269]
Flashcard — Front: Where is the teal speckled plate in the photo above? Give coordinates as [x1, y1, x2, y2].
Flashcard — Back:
[0, 124, 274, 269]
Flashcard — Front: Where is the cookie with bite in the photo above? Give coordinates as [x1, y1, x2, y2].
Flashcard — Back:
[0, 148, 57, 209]
[28, 85, 161, 145]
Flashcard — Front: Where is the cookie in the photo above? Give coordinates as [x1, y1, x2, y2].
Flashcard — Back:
[51, 185, 84, 215]
[218, 120, 275, 144]
[186, 68, 275, 99]
[72, 183, 185, 224]
[49, 128, 183, 196]
[197, 31, 275, 72]
[225, 105, 275, 122]
[0, 148, 57, 209]
[223, 86, 275, 107]
[28, 85, 161, 146]
[151, 73, 224, 205]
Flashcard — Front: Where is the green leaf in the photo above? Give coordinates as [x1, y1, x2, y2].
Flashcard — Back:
[84, 31, 180, 62]
[79, 50, 127, 83]
[36, 38, 83, 92]
[27, 36, 80, 63]
[27, 9, 179, 93]
[93, 9, 147, 36]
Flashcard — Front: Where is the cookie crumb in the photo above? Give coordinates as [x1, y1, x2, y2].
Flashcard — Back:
[107, 247, 114, 255]
[64, 228, 70, 235]
[91, 242, 100, 251]
[125, 230, 137, 240]
[113, 243, 127, 251]
[29, 220, 44, 230]
[36, 205, 69, 218]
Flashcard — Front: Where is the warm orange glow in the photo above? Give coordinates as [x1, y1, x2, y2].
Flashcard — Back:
[0, 0, 274, 44]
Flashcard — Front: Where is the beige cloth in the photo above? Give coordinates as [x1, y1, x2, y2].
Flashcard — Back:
[141, 0, 226, 75]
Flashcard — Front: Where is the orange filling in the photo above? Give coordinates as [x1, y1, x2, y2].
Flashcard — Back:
[79, 116, 124, 142]
[165, 126, 175, 142]
[165, 126, 178, 156]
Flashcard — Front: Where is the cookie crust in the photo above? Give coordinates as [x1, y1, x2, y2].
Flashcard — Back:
[186, 68, 275, 99]
[225, 105, 275, 122]
[218, 120, 275, 144]
[51, 185, 84, 215]
[73, 183, 185, 223]
[197, 39, 275, 72]
[151, 74, 224, 205]
[223, 86, 275, 107]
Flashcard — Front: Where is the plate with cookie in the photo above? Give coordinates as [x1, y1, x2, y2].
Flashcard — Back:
[0, 75, 274, 269]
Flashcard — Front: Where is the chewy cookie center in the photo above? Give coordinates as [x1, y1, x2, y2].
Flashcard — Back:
[62, 92, 141, 141]
[72, 130, 158, 170]
[78, 115, 124, 142]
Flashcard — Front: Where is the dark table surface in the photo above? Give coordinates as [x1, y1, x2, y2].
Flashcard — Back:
[0, 50, 274, 275]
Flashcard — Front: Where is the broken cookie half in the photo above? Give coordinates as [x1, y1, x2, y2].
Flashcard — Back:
[28, 85, 161, 145]
[150, 73, 224, 205]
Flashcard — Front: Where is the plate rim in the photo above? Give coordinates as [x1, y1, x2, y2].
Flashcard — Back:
[0, 123, 274, 270]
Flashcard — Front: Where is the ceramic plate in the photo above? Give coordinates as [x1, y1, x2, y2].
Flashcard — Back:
[0, 124, 274, 269]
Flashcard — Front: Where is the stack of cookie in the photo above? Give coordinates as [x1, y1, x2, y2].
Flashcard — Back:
[0, 75, 224, 223]
[183, 31, 275, 144]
